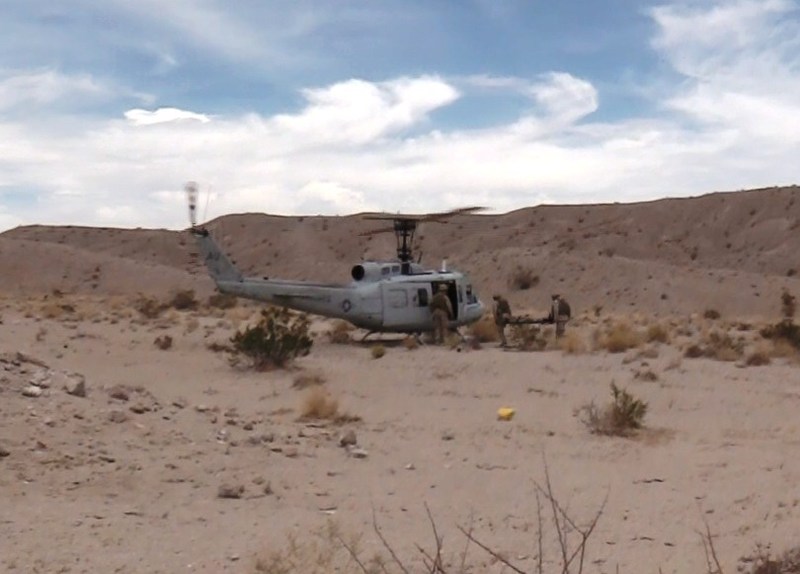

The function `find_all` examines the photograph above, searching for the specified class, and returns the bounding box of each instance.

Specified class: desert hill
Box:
[2,185,799,318]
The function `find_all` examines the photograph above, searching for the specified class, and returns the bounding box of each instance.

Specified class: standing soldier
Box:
[430,284,454,345]
[547,294,571,338]
[492,294,512,347]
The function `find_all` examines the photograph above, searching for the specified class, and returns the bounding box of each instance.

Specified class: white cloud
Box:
[125,108,211,126]
[0,69,107,111]
[1,0,800,231]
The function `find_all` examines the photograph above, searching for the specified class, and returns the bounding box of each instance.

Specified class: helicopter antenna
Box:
[185,181,199,228]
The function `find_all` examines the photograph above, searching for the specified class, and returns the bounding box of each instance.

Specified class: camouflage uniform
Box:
[547,295,571,338]
[429,287,454,345]
[492,295,512,347]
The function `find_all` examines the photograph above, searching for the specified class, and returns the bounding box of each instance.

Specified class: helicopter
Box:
[185,182,487,335]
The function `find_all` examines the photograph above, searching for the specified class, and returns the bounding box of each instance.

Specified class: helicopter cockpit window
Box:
[391,265,400,274]
[387,289,408,308]
[466,284,476,304]
[381,267,391,276]
[417,288,428,307]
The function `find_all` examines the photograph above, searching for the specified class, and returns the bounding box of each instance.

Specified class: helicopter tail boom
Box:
[191,228,244,283]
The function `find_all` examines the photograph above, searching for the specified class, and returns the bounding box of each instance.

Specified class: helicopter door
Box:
[381,284,427,329]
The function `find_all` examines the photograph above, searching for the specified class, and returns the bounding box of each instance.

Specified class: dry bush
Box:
[135,295,166,319]
[601,321,642,353]
[169,289,198,310]
[292,372,326,390]
[328,320,354,345]
[508,266,539,290]
[208,292,238,310]
[371,344,386,359]
[646,323,671,344]
[782,290,797,320]
[229,308,313,370]
[154,335,173,350]
[739,544,800,574]
[469,315,499,343]
[559,330,586,354]
[704,308,721,320]
[579,382,648,437]
[745,350,771,366]
[184,317,200,334]
[685,331,744,361]
[402,336,419,350]
[299,386,339,420]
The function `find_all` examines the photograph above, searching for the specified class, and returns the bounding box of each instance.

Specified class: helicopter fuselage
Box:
[193,229,485,333]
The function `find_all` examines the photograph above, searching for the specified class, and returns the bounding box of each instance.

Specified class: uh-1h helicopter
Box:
[185,182,486,335]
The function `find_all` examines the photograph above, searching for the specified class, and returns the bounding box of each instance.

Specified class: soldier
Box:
[492,294,512,347]
[546,294,571,338]
[429,284,454,345]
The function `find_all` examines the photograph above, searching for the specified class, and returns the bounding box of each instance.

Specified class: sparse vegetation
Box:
[169,289,198,311]
[745,350,771,367]
[579,382,648,437]
[703,308,721,320]
[229,307,312,370]
[370,344,386,359]
[154,335,173,350]
[135,295,166,319]
[601,321,642,353]
[298,386,339,420]
[328,320,354,345]
[402,336,419,350]
[469,315,499,343]
[510,323,549,351]
[559,330,586,354]
[208,292,238,309]
[508,266,539,290]
[646,323,670,344]
[292,372,326,390]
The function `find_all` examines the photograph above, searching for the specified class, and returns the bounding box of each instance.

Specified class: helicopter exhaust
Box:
[440,258,447,272]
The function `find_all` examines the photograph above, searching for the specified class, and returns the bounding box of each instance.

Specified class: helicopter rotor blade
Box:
[362,206,485,222]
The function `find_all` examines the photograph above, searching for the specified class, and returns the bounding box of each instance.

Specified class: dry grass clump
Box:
[469,315,499,342]
[646,323,671,344]
[292,372,326,390]
[153,335,173,350]
[745,350,771,366]
[739,543,800,574]
[169,289,198,311]
[579,382,648,437]
[298,386,339,420]
[328,320,354,344]
[207,292,238,309]
[371,344,386,359]
[402,336,419,350]
[511,324,549,351]
[558,330,586,354]
[600,321,642,353]
[685,331,744,361]
[135,295,166,319]
[703,308,721,320]
[508,265,539,290]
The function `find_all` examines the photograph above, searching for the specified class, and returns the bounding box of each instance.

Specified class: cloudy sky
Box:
[1,0,798,230]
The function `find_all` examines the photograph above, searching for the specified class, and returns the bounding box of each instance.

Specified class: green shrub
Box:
[370,345,386,359]
[579,382,648,437]
[229,307,312,370]
[170,289,198,310]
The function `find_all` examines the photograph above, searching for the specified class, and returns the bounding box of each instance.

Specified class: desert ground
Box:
[1,187,800,573]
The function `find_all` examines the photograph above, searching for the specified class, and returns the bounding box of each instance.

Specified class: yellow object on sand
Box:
[497,407,515,421]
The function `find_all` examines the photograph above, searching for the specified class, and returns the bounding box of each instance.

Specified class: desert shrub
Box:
[370,344,386,359]
[292,372,326,390]
[559,330,586,354]
[704,331,744,361]
[579,382,648,437]
[646,323,670,344]
[229,307,312,370]
[508,266,539,290]
[170,289,198,311]
[469,315,499,342]
[402,336,419,350]
[208,292,238,309]
[745,350,771,366]
[154,335,173,350]
[602,322,642,353]
[740,544,800,574]
[703,308,721,320]
[782,290,796,319]
[135,295,165,319]
[684,344,704,358]
[327,320,353,345]
[298,386,339,420]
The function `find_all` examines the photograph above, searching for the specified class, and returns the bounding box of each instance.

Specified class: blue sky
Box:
[1,0,799,230]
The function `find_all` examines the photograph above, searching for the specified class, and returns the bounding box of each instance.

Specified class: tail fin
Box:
[191,228,243,283]
[185,181,242,283]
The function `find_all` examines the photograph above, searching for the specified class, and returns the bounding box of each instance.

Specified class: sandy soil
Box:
[2,296,799,573]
